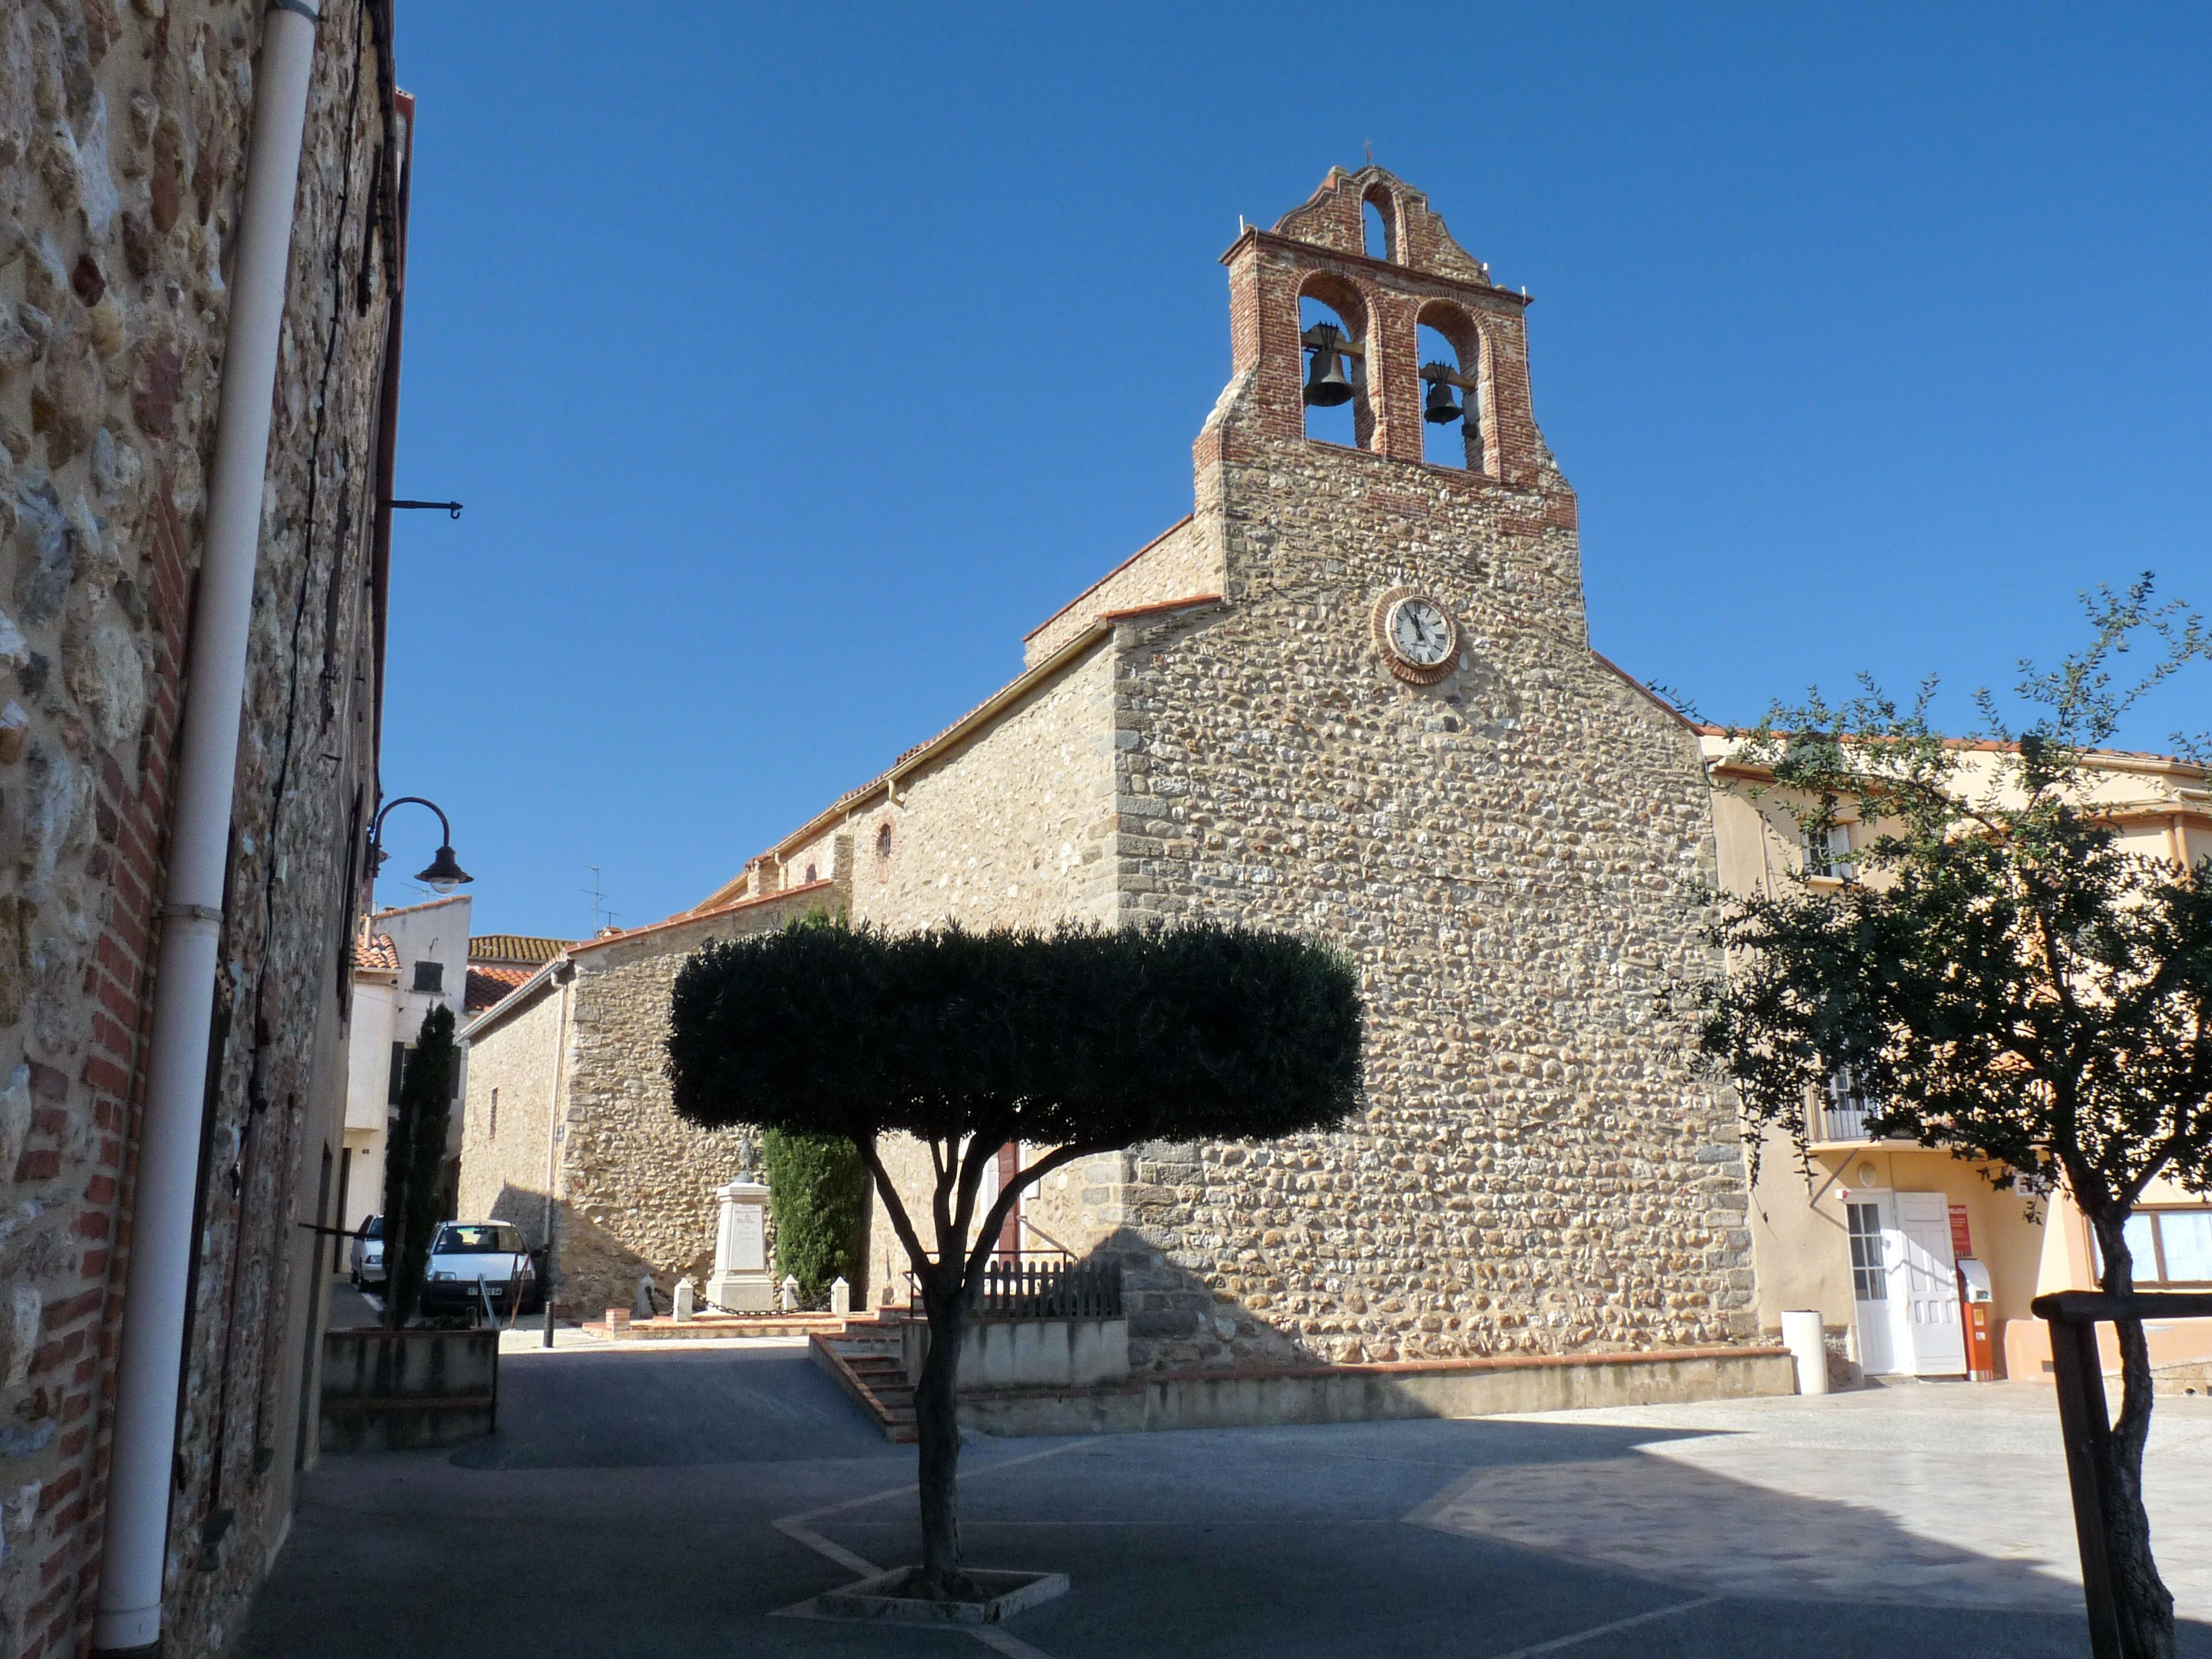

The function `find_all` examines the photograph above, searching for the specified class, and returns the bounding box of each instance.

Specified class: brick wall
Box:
[456,973,566,1253]
[0,4,400,1654]
[846,640,1121,934]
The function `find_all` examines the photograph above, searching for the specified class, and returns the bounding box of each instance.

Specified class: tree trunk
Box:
[913,1285,976,1600]
[2093,1216,2177,1659]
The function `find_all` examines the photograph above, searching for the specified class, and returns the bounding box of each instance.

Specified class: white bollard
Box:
[830,1276,850,1316]
[634,1273,657,1319]
[779,1275,800,1313]
[673,1276,695,1322]
[1781,1309,1829,1396]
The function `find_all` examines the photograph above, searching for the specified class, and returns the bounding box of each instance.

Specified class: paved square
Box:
[234,1339,2212,1658]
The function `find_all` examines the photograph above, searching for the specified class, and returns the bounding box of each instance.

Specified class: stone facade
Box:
[1020,514,1218,667]
[0,4,406,1655]
[560,168,1757,1381]
[459,882,839,1320]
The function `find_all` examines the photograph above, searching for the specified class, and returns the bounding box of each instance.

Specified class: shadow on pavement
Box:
[233,1344,2212,1659]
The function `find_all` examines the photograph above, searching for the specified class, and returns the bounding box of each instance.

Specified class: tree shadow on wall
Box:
[1085,1220,1549,1375]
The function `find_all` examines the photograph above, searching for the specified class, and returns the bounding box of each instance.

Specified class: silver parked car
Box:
[348,1214,386,1290]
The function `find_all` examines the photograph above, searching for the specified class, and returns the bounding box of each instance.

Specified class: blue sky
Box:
[372,3,2212,935]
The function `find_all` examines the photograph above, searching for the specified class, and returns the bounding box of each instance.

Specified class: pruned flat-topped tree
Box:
[667,919,1362,1601]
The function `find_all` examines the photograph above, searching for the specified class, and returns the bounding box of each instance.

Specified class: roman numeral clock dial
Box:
[1372,588,1461,685]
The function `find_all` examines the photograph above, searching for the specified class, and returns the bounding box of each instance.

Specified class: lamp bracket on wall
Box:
[386,498,464,519]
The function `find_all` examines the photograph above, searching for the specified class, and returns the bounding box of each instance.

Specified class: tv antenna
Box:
[583,866,618,935]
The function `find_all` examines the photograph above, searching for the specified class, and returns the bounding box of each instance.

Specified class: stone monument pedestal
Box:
[705,1180,774,1312]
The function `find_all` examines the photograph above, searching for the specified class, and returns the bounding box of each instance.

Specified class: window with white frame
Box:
[2108,1208,2212,1287]
[1802,822,1857,880]
[1846,1202,1888,1300]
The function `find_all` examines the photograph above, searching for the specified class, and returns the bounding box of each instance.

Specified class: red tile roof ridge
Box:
[468,933,575,965]
[464,965,534,1011]
[1096,592,1223,625]
[573,879,839,957]
[698,595,1235,913]
[1021,514,1197,642]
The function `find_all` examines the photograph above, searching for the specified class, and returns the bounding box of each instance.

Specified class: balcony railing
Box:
[1818,1101,1871,1143]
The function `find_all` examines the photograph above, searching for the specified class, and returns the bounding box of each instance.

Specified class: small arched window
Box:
[1361,187,1395,262]
[1299,278,1372,451]
[804,863,818,884]
[876,823,893,859]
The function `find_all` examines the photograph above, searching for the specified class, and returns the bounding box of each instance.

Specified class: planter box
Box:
[902,1315,1129,1391]
[321,1327,498,1452]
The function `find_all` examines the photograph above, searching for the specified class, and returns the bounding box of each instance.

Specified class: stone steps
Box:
[580,1312,857,1342]
[813,1320,919,1443]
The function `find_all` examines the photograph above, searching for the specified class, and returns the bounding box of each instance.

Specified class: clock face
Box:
[1371,588,1460,685]
[1388,598,1453,667]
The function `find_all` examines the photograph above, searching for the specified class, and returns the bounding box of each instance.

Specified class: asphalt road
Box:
[231,1336,2212,1659]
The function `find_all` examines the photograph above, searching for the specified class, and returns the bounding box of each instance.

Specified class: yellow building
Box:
[1702,736,2212,1384]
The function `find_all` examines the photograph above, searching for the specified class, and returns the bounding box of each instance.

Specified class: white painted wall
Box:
[340,895,472,1234]
[341,976,396,1233]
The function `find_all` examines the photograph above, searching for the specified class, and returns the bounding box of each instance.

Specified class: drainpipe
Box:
[93,4,323,1652]
[541,962,572,1347]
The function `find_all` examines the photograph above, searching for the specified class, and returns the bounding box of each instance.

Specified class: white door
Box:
[1845,1198,1897,1374]
[1894,1191,1967,1376]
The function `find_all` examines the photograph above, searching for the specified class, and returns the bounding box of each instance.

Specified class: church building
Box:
[464,167,1760,1373]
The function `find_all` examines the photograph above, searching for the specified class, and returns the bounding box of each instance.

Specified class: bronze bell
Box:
[1304,332,1354,408]
[1423,368,1463,425]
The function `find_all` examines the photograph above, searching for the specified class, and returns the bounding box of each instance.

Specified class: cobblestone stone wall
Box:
[1091,169,1750,1371]
[0,4,403,1652]
[846,639,1120,934]
[457,970,565,1250]
[461,883,841,1320]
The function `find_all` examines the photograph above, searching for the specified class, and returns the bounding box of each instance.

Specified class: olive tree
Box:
[668,920,1362,1600]
[1696,580,2211,1658]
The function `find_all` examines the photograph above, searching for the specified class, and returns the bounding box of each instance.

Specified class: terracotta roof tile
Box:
[353,933,399,973]
[464,964,535,1012]
[468,934,573,966]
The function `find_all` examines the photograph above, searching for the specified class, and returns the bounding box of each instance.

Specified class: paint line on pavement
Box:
[769,1438,1094,1658]
[780,1436,1096,1526]
[830,1518,1397,1528]
[970,1627,1059,1659]
[1489,1595,1722,1658]
[770,1516,881,1578]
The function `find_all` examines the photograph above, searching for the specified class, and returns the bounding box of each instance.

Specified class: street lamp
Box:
[367,796,472,896]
